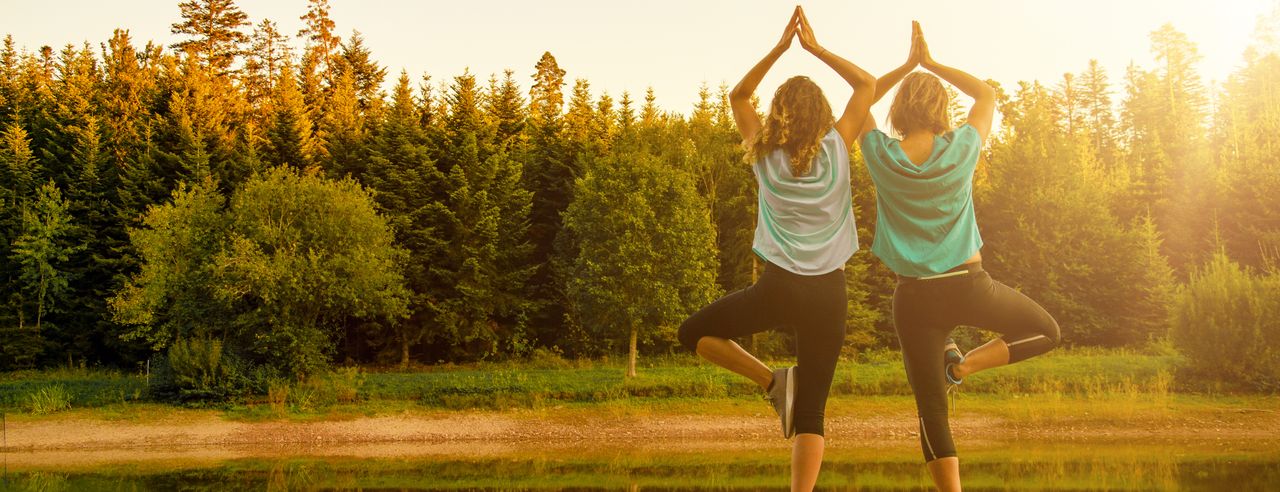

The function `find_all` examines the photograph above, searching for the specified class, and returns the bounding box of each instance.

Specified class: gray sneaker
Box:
[765,366,796,438]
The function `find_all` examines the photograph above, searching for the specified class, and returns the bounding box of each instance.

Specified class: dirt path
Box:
[5,406,1280,456]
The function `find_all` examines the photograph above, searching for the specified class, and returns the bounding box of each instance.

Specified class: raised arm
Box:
[796,7,875,149]
[916,21,996,141]
[729,9,799,146]
[860,23,921,137]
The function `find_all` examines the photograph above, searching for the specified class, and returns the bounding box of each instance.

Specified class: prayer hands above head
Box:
[773,7,800,54]
[796,6,825,55]
[911,21,937,69]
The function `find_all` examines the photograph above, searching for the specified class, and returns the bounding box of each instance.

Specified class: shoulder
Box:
[858,127,893,148]
[944,124,981,146]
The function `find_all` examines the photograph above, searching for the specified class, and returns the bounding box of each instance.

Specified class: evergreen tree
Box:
[523,52,571,347]
[244,19,293,124]
[980,81,1174,345]
[265,64,320,169]
[485,70,525,148]
[430,71,534,359]
[321,68,367,179]
[362,72,448,366]
[337,31,385,113]
[169,0,250,74]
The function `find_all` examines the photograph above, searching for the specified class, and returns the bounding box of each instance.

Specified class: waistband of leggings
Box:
[897,261,984,283]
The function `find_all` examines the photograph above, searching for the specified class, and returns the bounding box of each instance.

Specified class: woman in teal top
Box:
[677,7,874,491]
[858,22,1061,491]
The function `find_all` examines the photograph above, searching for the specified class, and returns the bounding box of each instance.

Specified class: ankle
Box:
[950,363,968,380]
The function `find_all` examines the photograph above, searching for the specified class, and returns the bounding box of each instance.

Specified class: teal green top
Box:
[751,128,858,275]
[859,124,983,277]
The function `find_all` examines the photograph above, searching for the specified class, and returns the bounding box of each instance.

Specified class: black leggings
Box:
[893,262,1060,462]
[677,261,847,436]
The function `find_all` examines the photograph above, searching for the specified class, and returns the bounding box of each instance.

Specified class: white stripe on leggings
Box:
[920,417,936,459]
[1007,334,1048,347]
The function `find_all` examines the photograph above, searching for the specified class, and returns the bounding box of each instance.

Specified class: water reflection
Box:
[2,441,1278,491]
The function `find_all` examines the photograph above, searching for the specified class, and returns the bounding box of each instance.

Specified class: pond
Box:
[3,439,1278,491]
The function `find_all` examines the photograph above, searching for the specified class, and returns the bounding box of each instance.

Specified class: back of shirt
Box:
[751,128,858,276]
[859,124,984,277]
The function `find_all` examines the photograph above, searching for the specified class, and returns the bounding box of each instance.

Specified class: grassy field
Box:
[0,347,1203,418]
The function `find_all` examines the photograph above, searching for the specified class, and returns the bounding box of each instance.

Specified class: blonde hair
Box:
[746,76,834,176]
[888,72,951,137]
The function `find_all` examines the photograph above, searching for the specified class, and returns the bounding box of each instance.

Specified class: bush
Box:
[149,337,246,402]
[25,384,72,415]
[1170,252,1280,391]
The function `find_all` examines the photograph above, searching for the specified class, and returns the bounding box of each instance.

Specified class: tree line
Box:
[2,0,1278,388]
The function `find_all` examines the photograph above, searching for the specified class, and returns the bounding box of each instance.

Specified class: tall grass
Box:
[25,384,73,415]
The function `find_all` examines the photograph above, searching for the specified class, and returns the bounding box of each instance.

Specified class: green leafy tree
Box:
[213,167,410,378]
[563,149,719,377]
[10,181,80,342]
[1171,251,1280,391]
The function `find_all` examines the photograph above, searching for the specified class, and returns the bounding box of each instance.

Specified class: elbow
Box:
[855,78,876,95]
[976,82,996,102]
[729,85,751,101]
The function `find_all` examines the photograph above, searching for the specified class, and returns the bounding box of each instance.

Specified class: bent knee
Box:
[676,319,701,353]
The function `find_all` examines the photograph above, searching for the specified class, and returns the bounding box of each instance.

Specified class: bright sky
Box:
[2,0,1274,121]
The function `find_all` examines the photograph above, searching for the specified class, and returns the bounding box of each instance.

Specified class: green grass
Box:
[0,367,147,412]
[0,347,1196,415]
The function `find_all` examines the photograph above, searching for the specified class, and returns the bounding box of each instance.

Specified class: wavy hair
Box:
[888,72,951,137]
[746,76,834,176]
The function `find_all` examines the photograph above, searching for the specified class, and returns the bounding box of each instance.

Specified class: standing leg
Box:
[789,268,847,491]
[894,281,962,490]
[791,434,825,491]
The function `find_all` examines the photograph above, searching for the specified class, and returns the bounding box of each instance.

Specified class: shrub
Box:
[26,384,72,415]
[150,337,246,402]
[1170,252,1280,391]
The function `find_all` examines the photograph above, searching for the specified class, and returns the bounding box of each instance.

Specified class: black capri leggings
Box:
[677,260,847,437]
[893,262,1060,462]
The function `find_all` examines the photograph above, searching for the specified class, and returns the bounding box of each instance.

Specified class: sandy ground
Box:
[2,405,1279,469]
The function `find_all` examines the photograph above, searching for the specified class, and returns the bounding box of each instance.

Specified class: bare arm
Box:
[917,22,996,141]
[730,9,799,146]
[796,7,874,150]
[860,23,922,136]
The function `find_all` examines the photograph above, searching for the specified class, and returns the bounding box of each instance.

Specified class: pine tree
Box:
[337,31,385,113]
[169,0,250,75]
[523,52,571,347]
[1,123,40,332]
[485,69,525,149]
[297,0,341,120]
[430,70,534,359]
[1215,46,1280,267]
[363,72,448,366]
[980,81,1174,345]
[1079,59,1118,169]
[321,68,367,179]
[244,20,293,124]
[265,64,320,169]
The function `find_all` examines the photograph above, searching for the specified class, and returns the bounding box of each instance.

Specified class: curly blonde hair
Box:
[746,76,834,176]
[888,72,951,137]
